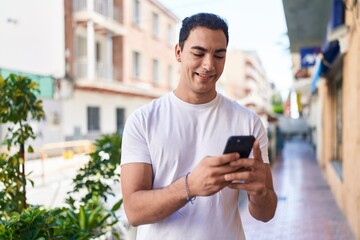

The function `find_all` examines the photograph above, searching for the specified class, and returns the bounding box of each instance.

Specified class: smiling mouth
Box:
[196,72,214,79]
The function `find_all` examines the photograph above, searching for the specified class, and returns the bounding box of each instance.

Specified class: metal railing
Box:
[75,59,110,79]
[73,0,122,22]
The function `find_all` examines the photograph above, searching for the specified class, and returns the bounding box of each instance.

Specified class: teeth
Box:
[196,73,213,78]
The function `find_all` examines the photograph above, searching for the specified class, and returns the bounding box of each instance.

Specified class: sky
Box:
[158,0,294,98]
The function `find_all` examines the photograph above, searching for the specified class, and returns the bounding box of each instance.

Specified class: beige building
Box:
[284,0,360,238]
[0,0,179,145]
[220,50,273,127]
[60,0,179,141]
[318,2,360,238]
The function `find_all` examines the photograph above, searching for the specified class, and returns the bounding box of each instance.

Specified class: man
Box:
[121,12,277,240]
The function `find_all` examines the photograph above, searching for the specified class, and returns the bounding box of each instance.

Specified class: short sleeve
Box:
[251,115,269,164]
[120,110,151,166]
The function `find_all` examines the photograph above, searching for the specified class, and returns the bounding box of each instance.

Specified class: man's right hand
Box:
[186,152,241,198]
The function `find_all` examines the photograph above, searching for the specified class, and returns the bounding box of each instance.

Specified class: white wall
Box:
[0,0,65,77]
[62,90,154,138]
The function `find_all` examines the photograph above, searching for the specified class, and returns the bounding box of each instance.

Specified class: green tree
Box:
[271,92,284,114]
[0,74,123,238]
[0,74,45,216]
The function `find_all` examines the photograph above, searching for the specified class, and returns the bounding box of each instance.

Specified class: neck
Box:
[173,89,217,104]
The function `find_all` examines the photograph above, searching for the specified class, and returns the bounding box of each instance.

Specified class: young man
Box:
[121,13,277,240]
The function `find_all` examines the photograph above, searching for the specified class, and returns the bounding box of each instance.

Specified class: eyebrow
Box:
[190,46,227,53]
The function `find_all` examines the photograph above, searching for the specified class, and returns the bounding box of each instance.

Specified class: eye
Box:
[193,53,204,57]
[215,55,225,59]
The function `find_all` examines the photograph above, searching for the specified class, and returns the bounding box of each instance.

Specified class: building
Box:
[283,0,360,237]
[220,50,274,128]
[0,0,179,147]
[62,0,179,142]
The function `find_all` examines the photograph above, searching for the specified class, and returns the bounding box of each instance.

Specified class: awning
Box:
[311,39,340,94]
[319,0,343,75]
[320,40,340,75]
[311,56,323,93]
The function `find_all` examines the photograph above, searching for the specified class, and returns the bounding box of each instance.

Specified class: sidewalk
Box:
[26,154,90,207]
[240,138,356,240]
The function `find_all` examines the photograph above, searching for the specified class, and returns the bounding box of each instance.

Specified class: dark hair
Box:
[178,12,229,50]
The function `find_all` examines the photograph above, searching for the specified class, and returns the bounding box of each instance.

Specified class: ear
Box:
[175,44,181,62]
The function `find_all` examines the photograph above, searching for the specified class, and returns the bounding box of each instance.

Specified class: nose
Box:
[202,55,215,71]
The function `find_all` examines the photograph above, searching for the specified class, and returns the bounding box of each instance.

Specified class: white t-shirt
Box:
[121,92,269,240]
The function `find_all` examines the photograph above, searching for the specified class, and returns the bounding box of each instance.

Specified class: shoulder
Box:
[219,94,259,119]
[126,93,171,123]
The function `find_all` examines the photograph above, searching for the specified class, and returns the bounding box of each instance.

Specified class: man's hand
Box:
[224,140,268,196]
[186,152,241,198]
[223,140,277,222]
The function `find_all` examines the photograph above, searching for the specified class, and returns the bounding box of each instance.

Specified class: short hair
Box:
[178,12,229,50]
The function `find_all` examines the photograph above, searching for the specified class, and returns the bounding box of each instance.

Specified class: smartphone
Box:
[223,135,255,158]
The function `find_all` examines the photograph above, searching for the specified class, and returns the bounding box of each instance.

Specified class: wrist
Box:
[184,172,196,204]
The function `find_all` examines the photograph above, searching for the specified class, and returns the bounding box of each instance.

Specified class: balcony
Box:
[75,59,113,80]
[73,0,125,36]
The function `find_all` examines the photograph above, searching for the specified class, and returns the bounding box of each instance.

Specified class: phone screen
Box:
[223,135,255,158]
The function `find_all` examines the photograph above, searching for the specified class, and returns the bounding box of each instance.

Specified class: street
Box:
[25,138,355,240]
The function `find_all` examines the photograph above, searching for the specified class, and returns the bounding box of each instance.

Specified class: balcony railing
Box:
[73,0,122,22]
[75,59,111,80]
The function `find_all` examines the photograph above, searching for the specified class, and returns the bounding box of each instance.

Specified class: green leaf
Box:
[66,210,78,225]
[79,206,87,230]
[87,206,103,228]
[28,179,35,188]
[111,198,123,212]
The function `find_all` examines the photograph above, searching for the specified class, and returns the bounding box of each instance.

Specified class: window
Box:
[167,64,173,88]
[75,36,87,58]
[152,59,160,84]
[152,12,160,38]
[333,78,343,161]
[75,36,87,77]
[96,42,101,62]
[132,0,140,26]
[87,107,100,131]
[167,24,174,46]
[132,51,141,78]
[116,108,125,134]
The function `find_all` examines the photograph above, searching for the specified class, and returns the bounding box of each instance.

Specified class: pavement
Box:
[25,154,90,207]
[240,138,356,240]
[25,138,356,240]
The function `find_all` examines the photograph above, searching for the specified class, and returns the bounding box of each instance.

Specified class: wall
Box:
[0,0,65,77]
[62,89,154,138]
[122,0,178,89]
[342,6,360,237]
[320,3,360,238]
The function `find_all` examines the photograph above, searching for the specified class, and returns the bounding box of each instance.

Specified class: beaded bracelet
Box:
[184,172,196,204]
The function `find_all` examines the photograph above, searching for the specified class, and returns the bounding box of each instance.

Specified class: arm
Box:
[247,163,277,222]
[121,163,187,227]
[121,153,242,227]
[224,140,277,222]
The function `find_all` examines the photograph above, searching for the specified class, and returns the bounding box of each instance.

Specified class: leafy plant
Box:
[0,74,45,216]
[65,133,123,239]
[0,74,124,239]
[0,206,60,240]
[271,92,284,114]
[67,133,122,207]
[57,197,122,240]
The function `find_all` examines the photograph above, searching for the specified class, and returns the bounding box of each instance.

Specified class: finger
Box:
[229,158,255,169]
[224,170,251,182]
[212,152,240,166]
[227,182,248,189]
[253,140,263,162]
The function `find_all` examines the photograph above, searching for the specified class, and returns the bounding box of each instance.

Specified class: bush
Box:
[0,74,123,239]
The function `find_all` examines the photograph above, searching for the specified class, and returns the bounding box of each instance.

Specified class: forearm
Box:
[124,176,188,226]
[248,188,277,222]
